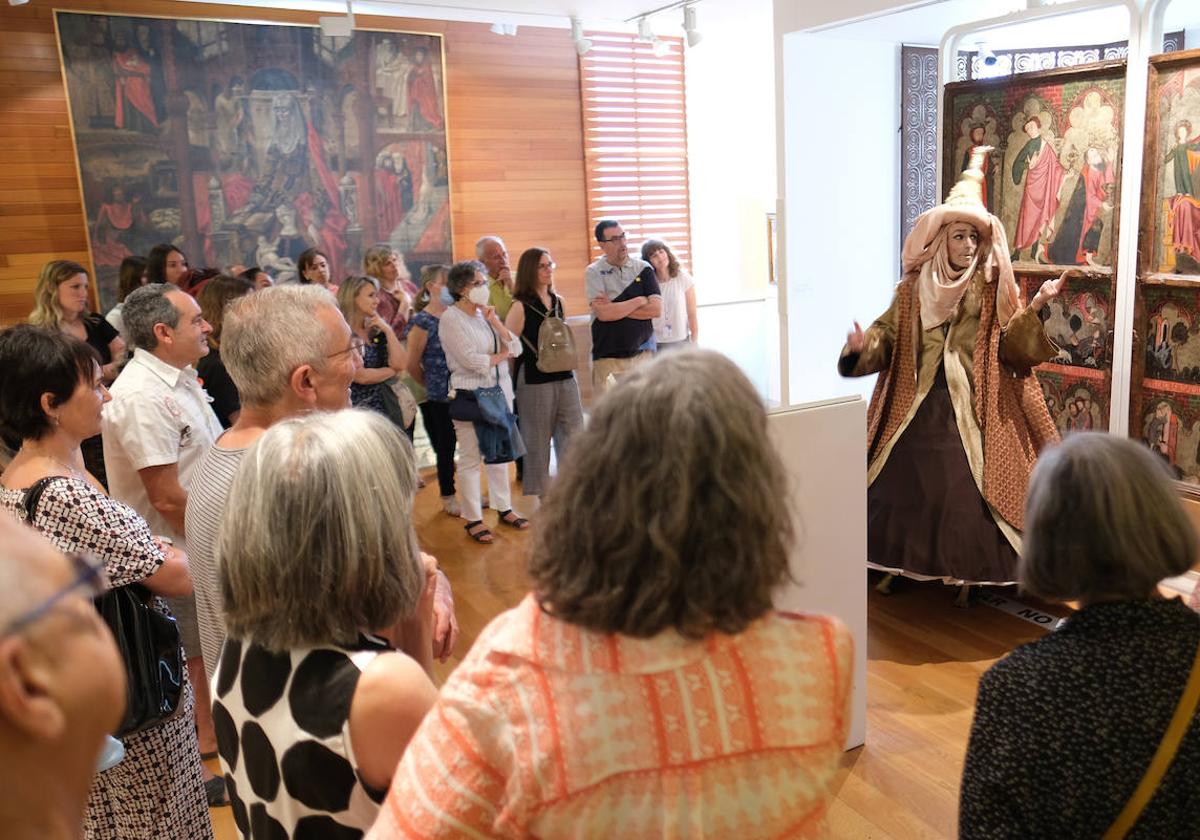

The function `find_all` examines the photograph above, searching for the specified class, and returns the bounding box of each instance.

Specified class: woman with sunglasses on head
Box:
[0,324,212,840]
[505,248,583,509]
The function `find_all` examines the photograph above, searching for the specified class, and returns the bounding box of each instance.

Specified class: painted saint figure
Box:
[839,147,1070,605]
[961,125,995,212]
[1166,120,1200,270]
[1011,116,1066,263]
[407,47,444,131]
[111,31,159,132]
[1048,147,1114,267]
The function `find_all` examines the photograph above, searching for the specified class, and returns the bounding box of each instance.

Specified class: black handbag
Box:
[24,477,185,736]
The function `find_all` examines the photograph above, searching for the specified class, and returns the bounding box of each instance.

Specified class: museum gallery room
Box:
[2,0,1200,837]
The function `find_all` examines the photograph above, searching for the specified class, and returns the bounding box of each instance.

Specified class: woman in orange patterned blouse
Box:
[368,349,854,839]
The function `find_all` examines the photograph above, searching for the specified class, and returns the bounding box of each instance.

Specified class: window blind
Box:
[579,32,692,269]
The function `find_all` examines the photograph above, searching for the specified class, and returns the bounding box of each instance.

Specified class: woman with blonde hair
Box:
[30,259,126,486]
[338,275,408,428]
[960,433,1200,837]
[371,350,854,838]
[213,409,438,836]
[363,245,418,334]
[30,260,124,384]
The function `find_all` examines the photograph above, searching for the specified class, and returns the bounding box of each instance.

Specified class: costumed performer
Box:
[838,147,1075,606]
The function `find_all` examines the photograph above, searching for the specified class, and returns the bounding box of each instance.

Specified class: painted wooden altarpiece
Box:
[55,11,451,309]
[1132,48,1200,484]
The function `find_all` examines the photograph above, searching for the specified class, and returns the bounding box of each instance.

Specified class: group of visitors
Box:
[1,205,1197,840]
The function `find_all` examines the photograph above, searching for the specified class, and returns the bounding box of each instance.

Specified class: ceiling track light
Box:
[637,16,654,42]
[975,38,998,67]
[490,22,518,36]
[682,4,701,47]
[571,18,593,56]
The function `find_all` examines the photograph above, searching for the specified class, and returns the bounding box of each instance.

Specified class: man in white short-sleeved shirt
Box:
[102,284,222,542]
[101,283,224,791]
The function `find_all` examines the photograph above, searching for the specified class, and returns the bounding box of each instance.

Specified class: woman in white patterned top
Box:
[438,260,526,543]
[0,324,211,840]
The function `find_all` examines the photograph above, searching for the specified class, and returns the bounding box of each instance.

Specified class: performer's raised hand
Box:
[847,321,866,353]
[1030,269,1078,313]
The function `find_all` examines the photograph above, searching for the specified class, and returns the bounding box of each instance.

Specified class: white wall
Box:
[783,33,901,404]
[684,0,778,305]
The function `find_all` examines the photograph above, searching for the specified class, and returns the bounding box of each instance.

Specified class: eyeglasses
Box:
[602,234,627,243]
[538,262,557,270]
[2,552,109,636]
[326,337,366,360]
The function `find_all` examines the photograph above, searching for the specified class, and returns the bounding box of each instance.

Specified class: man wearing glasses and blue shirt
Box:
[0,513,125,839]
[585,219,663,394]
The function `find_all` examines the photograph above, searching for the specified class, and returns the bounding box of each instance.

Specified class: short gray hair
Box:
[217,409,424,651]
[222,285,339,407]
[475,235,505,258]
[446,260,484,297]
[1021,433,1198,602]
[122,284,180,351]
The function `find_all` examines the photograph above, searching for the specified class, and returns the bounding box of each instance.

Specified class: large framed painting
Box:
[1140,48,1200,279]
[942,60,1126,276]
[54,11,451,309]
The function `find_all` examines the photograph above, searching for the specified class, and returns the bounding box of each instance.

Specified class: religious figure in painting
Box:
[407,47,444,131]
[1048,147,1115,267]
[838,148,1071,605]
[961,125,996,213]
[1011,116,1066,263]
[1146,400,1181,465]
[92,185,141,268]
[375,39,411,124]
[374,155,405,238]
[232,93,348,275]
[1166,120,1200,271]
[111,30,159,132]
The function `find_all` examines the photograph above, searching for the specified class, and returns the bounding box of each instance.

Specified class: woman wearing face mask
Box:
[405,265,459,516]
[839,148,1074,604]
[438,260,526,543]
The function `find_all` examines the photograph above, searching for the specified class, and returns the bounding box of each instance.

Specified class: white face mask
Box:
[467,285,491,306]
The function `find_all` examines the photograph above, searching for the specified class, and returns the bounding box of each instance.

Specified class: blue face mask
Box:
[439,287,455,306]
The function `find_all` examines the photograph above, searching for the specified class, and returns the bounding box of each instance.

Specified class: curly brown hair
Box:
[640,239,680,278]
[528,350,793,639]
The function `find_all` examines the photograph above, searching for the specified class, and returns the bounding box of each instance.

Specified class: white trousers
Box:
[452,419,513,522]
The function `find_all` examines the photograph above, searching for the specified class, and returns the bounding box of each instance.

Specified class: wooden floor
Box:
[210,469,1066,839]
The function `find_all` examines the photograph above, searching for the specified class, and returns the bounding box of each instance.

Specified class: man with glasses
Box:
[585,219,662,394]
[184,286,459,686]
[0,513,125,839]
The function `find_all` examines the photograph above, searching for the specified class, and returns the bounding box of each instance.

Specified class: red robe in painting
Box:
[1170,142,1200,263]
[407,62,443,129]
[1013,138,1066,252]
[375,166,403,236]
[112,48,158,129]
[1074,162,1115,263]
[93,200,134,266]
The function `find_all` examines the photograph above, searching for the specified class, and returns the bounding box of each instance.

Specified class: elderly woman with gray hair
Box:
[960,433,1200,838]
[438,259,527,543]
[211,409,438,837]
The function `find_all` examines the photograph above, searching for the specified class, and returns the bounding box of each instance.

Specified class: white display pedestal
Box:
[769,396,868,750]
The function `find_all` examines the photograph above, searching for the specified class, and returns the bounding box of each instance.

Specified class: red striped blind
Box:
[579,32,692,269]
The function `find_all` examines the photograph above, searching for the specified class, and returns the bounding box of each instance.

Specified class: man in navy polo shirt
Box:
[585,219,662,394]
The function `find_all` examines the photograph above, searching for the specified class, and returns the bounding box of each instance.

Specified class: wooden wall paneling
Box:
[0,2,591,322]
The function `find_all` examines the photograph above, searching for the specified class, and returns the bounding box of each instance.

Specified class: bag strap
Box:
[1102,637,1200,839]
[22,476,64,522]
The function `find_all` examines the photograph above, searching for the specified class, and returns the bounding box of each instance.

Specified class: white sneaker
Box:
[441,495,461,517]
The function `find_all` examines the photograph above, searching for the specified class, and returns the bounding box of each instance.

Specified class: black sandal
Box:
[497,509,530,530]
[464,520,494,543]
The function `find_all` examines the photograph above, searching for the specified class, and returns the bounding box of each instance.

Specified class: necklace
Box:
[21,447,83,478]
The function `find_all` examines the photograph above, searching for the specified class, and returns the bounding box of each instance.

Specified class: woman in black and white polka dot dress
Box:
[0,325,211,840]
[960,434,1200,838]
[211,409,437,838]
